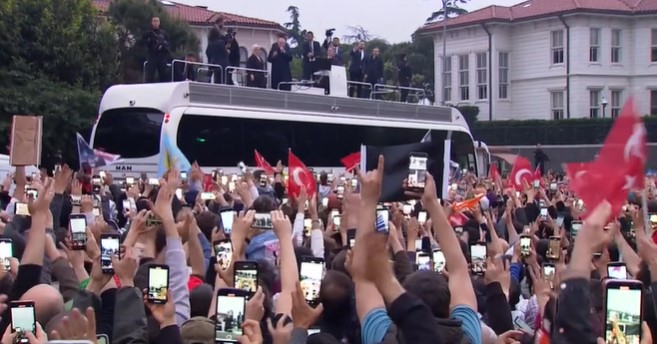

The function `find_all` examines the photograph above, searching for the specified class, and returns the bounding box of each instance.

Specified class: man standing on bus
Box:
[143,16,171,83]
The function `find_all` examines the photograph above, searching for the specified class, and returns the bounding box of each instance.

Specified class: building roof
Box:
[92,0,285,31]
[419,0,657,33]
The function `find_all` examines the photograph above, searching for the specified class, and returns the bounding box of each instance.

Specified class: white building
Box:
[419,0,657,121]
[94,0,286,68]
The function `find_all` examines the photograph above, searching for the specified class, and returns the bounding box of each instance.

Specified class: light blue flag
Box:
[157,135,191,177]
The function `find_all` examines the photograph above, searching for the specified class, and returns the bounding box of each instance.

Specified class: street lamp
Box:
[601,96,608,118]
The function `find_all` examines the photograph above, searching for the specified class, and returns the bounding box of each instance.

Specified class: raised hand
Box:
[357,155,384,203]
[27,178,55,216]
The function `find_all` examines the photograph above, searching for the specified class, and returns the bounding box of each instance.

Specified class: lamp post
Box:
[601,96,608,118]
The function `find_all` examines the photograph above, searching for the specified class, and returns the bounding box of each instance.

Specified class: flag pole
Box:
[642,188,650,237]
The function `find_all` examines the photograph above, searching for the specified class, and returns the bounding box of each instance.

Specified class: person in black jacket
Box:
[301,31,322,81]
[172,53,197,82]
[226,28,241,85]
[246,45,266,88]
[397,54,413,102]
[268,36,293,91]
[365,47,384,99]
[348,41,367,98]
[143,16,171,83]
[206,25,229,84]
[533,144,549,176]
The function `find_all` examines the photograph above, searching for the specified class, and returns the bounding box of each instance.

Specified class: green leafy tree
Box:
[0,70,100,167]
[284,6,303,47]
[0,0,121,166]
[108,0,199,83]
[1,0,120,90]
[457,105,479,128]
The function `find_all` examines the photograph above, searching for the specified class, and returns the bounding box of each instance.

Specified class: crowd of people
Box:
[143,16,414,100]
[0,147,655,343]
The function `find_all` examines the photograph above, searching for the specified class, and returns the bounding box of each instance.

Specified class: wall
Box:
[430,13,657,121]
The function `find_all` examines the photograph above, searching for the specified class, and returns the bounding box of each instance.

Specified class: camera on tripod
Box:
[325,28,336,38]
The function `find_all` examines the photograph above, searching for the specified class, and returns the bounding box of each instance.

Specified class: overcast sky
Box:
[174,0,523,43]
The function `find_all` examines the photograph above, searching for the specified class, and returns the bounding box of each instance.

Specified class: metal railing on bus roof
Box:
[141,60,431,105]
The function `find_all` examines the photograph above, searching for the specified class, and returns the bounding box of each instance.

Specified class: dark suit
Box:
[366,55,384,99]
[398,62,412,102]
[302,40,322,80]
[246,54,266,88]
[173,59,197,82]
[322,40,344,66]
[206,36,229,84]
[268,43,293,91]
[348,49,367,97]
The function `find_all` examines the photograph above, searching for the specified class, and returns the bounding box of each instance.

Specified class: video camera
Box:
[325,28,336,37]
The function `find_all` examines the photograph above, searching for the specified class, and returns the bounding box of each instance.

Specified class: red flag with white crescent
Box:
[287,150,316,198]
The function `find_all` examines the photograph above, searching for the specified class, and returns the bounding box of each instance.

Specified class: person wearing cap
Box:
[246,44,266,88]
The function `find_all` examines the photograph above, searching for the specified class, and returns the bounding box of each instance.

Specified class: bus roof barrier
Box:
[224,66,270,88]
[171,59,225,83]
[371,83,426,102]
[142,61,172,83]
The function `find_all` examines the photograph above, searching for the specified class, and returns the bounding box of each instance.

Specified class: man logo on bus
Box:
[115,166,132,171]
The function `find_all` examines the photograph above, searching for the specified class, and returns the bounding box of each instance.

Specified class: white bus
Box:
[91,81,480,182]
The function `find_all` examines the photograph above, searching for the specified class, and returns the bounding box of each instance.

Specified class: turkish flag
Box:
[341,152,361,172]
[449,212,469,227]
[508,156,533,191]
[288,150,316,198]
[488,163,500,180]
[254,150,275,175]
[452,194,484,213]
[567,98,646,217]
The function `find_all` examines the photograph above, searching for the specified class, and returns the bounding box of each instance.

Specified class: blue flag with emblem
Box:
[157,135,191,177]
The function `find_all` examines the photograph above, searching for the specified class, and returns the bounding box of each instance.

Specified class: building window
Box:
[651,29,657,62]
[499,52,509,99]
[443,57,452,102]
[551,91,564,120]
[611,29,622,63]
[652,90,657,116]
[459,54,469,101]
[611,90,622,118]
[590,90,601,118]
[551,30,564,64]
[476,53,487,100]
[589,28,600,62]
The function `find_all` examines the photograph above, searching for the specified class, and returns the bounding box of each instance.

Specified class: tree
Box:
[426,0,469,23]
[108,0,199,83]
[343,25,375,43]
[0,0,120,90]
[284,6,303,48]
[457,105,479,129]
[0,0,122,167]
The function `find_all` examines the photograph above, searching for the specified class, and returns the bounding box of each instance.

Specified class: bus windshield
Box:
[93,108,164,159]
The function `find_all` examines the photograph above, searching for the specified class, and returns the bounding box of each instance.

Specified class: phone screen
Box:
[0,240,12,271]
[215,294,246,342]
[25,188,38,199]
[351,179,358,188]
[547,237,561,259]
[375,209,389,233]
[470,244,487,273]
[336,186,345,198]
[214,241,233,270]
[608,265,628,280]
[333,216,341,227]
[433,250,446,273]
[126,177,135,185]
[543,264,556,281]
[417,254,431,271]
[300,259,324,304]
[650,214,657,224]
[520,237,531,256]
[540,207,548,219]
[148,178,159,186]
[321,198,329,207]
[556,216,564,228]
[605,283,642,343]
[122,200,131,212]
[15,203,30,216]
[571,221,583,236]
[100,236,119,273]
[252,213,273,229]
[533,180,540,188]
[201,192,216,201]
[70,216,87,249]
[234,263,258,294]
[92,207,100,217]
[221,211,235,234]
[408,153,428,189]
[148,266,169,303]
[402,204,412,215]
[10,302,35,336]
[418,211,427,224]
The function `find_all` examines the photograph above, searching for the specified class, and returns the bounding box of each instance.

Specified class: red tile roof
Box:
[93,0,284,30]
[420,0,657,33]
